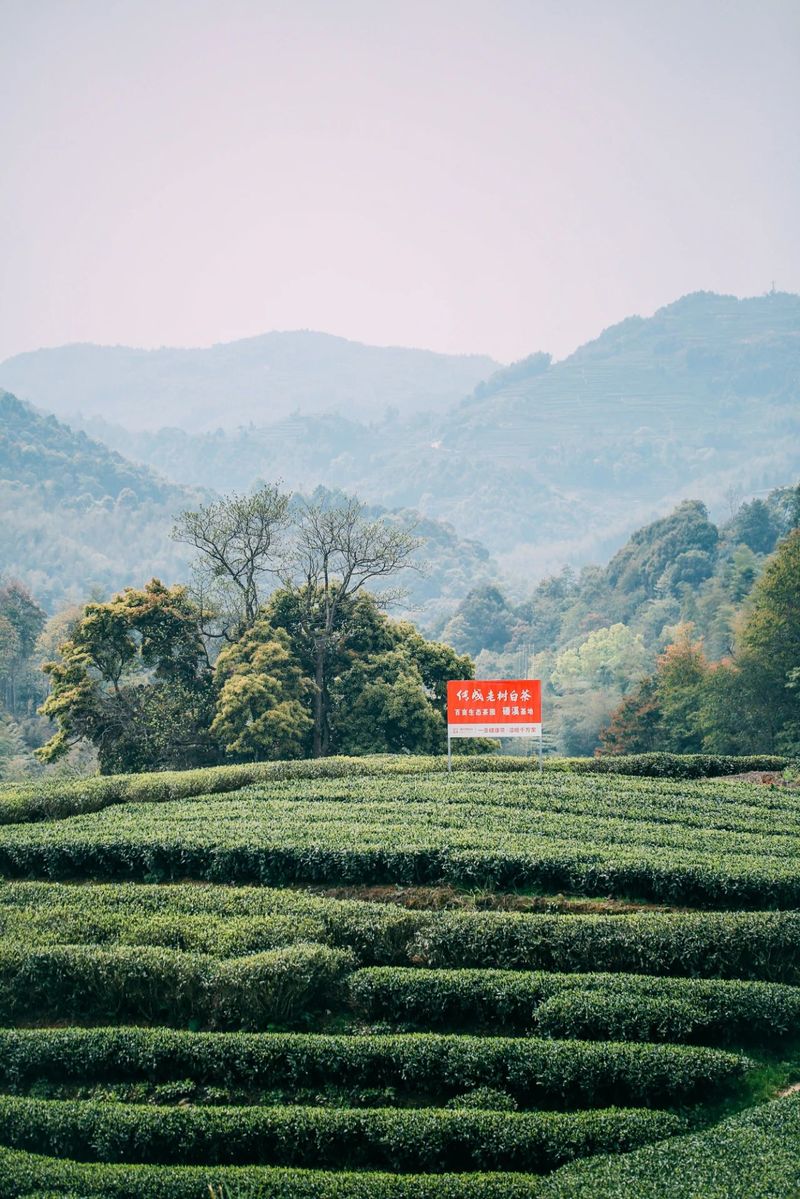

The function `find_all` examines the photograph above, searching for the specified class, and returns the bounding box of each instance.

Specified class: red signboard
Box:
[447,679,542,739]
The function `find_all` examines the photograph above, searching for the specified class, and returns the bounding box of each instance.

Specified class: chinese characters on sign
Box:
[446,679,542,739]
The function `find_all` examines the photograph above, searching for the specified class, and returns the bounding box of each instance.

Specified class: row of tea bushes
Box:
[1,791,799,904]
[349,967,800,1044]
[0,754,787,826]
[0,942,353,1028]
[0,1096,684,1173]
[2,1093,797,1199]
[0,1028,751,1109]
[5,883,800,981]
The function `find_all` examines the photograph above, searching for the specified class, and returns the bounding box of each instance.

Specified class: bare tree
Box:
[287,496,422,756]
[172,484,290,636]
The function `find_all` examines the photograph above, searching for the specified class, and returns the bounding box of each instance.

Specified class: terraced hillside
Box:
[0,759,798,1197]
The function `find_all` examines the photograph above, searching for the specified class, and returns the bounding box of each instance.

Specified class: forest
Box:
[1,477,798,779]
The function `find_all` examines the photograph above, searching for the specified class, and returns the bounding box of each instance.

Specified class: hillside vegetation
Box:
[0,757,797,1196]
[46,291,800,570]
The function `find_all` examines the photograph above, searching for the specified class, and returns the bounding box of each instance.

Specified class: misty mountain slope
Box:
[0,392,200,609]
[0,393,496,621]
[0,332,499,430]
[5,291,799,585]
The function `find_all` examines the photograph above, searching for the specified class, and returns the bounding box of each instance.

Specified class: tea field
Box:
[0,756,798,1197]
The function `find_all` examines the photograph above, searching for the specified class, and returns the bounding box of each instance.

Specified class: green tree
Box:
[0,581,46,714]
[441,585,516,656]
[211,622,313,760]
[261,587,472,757]
[551,623,650,694]
[285,497,422,756]
[38,579,218,773]
[729,498,779,555]
[737,528,800,748]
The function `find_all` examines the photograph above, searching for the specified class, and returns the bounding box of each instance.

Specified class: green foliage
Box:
[410,909,800,982]
[212,623,313,760]
[538,1091,800,1198]
[0,1027,750,1109]
[0,1095,683,1173]
[37,579,219,773]
[350,967,800,1045]
[0,941,353,1028]
[2,769,799,904]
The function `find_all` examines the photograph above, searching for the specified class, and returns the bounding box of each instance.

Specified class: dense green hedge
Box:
[0,1147,547,1199]
[2,801,797,907]
[0,1096,684,1173]
[0,1028,750,1108]
[409,909,800,982]
[0,753,786,827]
[0,882,425,967]
[349,967,800,1044]
[570,753,787,779]
[0,942,353,1028]
[4,1095,798,1198]
[537,1091,800,1198]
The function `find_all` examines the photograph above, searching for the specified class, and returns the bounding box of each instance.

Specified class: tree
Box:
[729,499,779,555]
[599,676,661,754]
[0,581,46,714]
[38,579,218,773]
[284,497,422,756]
[737,528,800,746]
[211,622,313,760]
[172,484,291,635]
[440,585,515,656]
[551,624,650,694]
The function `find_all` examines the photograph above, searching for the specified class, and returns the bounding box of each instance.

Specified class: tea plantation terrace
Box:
[0,753,797,1198]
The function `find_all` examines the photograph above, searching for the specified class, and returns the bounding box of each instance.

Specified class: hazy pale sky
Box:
[1,0,798,364]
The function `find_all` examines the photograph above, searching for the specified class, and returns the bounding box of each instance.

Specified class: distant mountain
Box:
[0,392,496,622]
[67,292,800,579]
[0,332,500,430]
[0,391,198,610]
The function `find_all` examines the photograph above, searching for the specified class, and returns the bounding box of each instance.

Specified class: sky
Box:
[1,0,798,365]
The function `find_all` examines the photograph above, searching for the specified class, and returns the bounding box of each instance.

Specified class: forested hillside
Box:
[442,486,800,754]
[56,291,800,573]
[0,392,198,610]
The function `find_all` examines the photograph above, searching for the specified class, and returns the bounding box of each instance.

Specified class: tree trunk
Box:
[313,639,325,757]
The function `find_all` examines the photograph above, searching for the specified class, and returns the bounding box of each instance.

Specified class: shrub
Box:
[0,1028,751,1109]
[0,1096,685,1173]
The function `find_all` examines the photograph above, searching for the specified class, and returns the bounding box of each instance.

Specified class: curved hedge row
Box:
[409,910,800,982]
[349,967,800,1044]
[0,1096,684,1173]
[0,753,786,827]
[537,1090,800,1198]
[0,1146,549,1199]
[0,1028,751,1109]
[0,942,354,1028]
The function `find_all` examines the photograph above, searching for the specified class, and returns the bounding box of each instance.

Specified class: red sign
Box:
[447,679,542,738]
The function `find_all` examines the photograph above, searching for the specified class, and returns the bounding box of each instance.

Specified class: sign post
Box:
[446,679,542,773]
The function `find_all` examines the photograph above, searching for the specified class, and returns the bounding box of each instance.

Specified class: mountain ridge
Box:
[0,331,500,431]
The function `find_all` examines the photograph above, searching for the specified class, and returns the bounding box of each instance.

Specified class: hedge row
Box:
[349,967,800,1044]
[0,907,329,958]
[0,753,786,827]
[2,824,797,908]
[0,1028,751,1109]
[0,1096,684,1173]
[408,909,800,982]
[537,1090,800,1198]
[4,1094,798,1199]
[6,891,800,982]
[0,942,353,1028]
[0,1147,547,1199]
